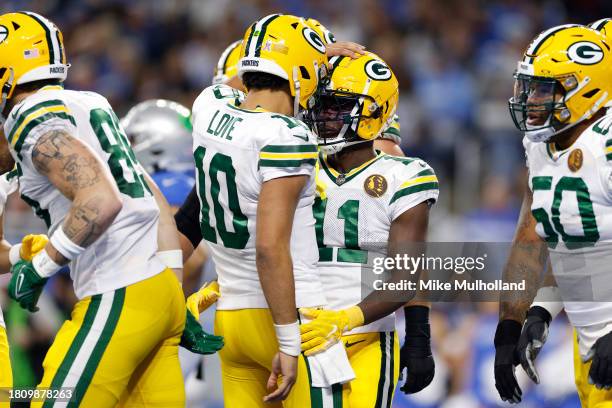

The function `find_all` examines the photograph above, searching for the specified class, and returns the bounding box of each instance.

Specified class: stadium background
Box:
[3,0,612,406]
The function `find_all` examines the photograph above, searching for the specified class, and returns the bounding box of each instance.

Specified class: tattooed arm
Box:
[499,181,549,322]
[31,129,122,265]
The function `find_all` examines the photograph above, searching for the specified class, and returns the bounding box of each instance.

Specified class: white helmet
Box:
[121,99,194,174]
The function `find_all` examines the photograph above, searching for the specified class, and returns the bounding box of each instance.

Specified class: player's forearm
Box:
[47,191,122,265]
[31,129,124,265]
[0,239,11,273]
[499,198,547,322]
[257,244,297,324]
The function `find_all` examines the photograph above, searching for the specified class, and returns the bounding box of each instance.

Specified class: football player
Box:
[300,51,438,406]
[175,13,353,406]
[176,22,368,313]
[494,25,612,407]
[0,12,220,407]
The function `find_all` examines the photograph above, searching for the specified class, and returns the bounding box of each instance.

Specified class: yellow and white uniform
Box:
[525,111,612,407]
[3,85,185,407]
[315,152,438,407]
[192,84,335,407]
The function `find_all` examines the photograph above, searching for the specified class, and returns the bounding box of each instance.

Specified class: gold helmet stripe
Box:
[524,24,580,64]
[245,13,280,58]
[18,11,62,65]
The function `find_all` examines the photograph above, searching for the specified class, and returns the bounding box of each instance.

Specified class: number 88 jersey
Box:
[525,111,612,347]
[315,152,438,334]
[3,85,164,299]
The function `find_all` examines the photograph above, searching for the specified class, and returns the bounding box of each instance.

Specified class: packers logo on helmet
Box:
[305,51,399,154]
[567,41,604,65]
[302,27,326,54]
[365,60,392,81]
[302,17,336,45]
[0,25,7,44]
[509,25,612,143]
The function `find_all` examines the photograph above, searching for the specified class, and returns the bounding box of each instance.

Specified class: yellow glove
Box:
[20,234,49,261]
[186,281,220,318]
[299,306,364,356]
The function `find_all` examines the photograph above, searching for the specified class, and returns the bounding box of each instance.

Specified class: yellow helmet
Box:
[212,40,242,85]
[589,18,612,37]
[304,51,399,154]
[509,24,612,142]
[238,14,328,116]
[302,17,336,45]
[0,12,68,115]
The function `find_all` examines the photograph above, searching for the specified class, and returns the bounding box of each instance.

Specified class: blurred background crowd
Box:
[4,0,612,406]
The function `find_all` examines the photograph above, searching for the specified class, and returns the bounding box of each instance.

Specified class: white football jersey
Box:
[3,85,165,299]
[191,84,325,310]
[525,110,612,356]
[315,152,438,334]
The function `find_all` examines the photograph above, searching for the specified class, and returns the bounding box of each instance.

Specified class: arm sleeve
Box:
[258,121,318,182]
[174,185,203,248]
[389,159,439,221]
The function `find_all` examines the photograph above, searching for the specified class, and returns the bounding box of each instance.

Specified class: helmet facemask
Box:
[508,73,572,142]
[305,82,380,154]
[0,68,14,125]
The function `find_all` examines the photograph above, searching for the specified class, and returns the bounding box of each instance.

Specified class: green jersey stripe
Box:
[70,289,125,407]
[414,168,435,177]
[13,111,76,157]
[8,99,67,143]
[259,158,316,167]
[390,182,439,204]
[43,295,102,407]
[261,144,318,153]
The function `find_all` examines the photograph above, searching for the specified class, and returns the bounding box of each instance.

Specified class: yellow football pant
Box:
[33,268,185,408]
[342,331,399,408]
[575,331,612,407]
[0,325,11,408]
[215,309,343,408]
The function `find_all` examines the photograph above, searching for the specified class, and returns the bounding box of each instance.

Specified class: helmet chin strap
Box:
[293,66,300,117]
[0,68,14,126]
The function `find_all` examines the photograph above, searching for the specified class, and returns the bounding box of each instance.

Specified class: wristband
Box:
[32,249,62,278]
[404,306,431,356]
[531,286,564,319]
[50,226,85,260]
[274,321,301,357]
[8,244,22,266]
[157,250,183,269]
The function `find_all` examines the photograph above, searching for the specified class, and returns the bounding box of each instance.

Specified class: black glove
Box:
[400,306,435,394]
[588,331,612,389]
[517,306,551,384]
[494,319,522,403]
